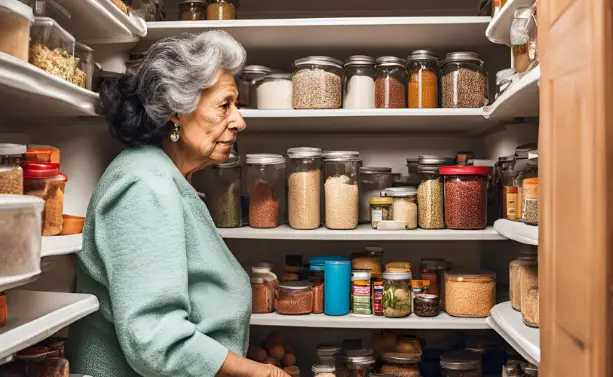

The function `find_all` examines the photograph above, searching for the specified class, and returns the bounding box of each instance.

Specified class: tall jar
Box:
[407,50,440,108]
[206,154,241,228]
[309,265,325,314]
[206,0,236,20]
[0,143,25,195]
[509,252,537,311]
[375,56,407,108]
[287,147,322,230]
[498,155,518,220]
[381,187,418,229]
[74,42,94,90]
[250,266,277,314]
[511,6,537,73]
[21,162,67,236]
[323,151,361,230]
[514,149,538,220]
[441,52,488,108]
[440,351,482,377]
[440,166,490,230]
[293,56,343,109]
[358,167,392,223]
[257,72,293,110]
[246,154,286,229]
[522,177,538,225]
[382,271,412,318]
[416,155,453,229]
[237,65,271,109]
[343,55,376,109]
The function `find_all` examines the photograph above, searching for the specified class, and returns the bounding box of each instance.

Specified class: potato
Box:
[263,356,280,367]
[247,345,268,362]
[281,353,296,367]
[265,331,285,351]
[284,366,301,377]
[268,344,286,361]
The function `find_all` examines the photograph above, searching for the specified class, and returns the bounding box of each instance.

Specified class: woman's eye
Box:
[220,102,229,109]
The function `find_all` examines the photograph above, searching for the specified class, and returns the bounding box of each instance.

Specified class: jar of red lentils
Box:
[276,281,313,315]
[21,161,67,236]
[439,166,490,230]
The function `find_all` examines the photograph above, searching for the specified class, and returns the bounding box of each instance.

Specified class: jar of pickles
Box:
[382,271,412,318]
[0,143,25,195]
[407,50,440,108]
[246,154,286,229]
[205,154,241,228]
[323,151,361,230]
[375,56,407,108]
[416,155,453,229]
[206,0,236,20]
[287,147,322,230]
[380,353,422,377]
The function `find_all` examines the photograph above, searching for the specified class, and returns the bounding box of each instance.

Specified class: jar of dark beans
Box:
[440,350,482,377]
[413,294,440,317]
[439,166,490,230]
[440,52,488,108]
[375,56,407,108]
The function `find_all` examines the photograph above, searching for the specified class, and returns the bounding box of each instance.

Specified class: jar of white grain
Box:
[343,55,376,109]
[257,72,293,110]
[287,147,322,230]
[293,56,343,109]
[323,151,361,230]
[381,186,418,229]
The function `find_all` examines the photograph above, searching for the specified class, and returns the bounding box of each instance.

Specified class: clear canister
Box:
[440,351,482,377]
[444,271,495,318]
[381,186,417,229]
[293,56,343,109]
[21,161,67,236]
[257,72,293,110]
[0,143,25,195]
[206,0,236,20]
[416,155,454,229]
[207,154,241,228]
[440,52,488,108]
[287,147,322,230]
[359,167,392,223]
[375,56,407,108]
[343,55,376,109]
[246,154,286,229]
[407,50,440,109]
[522,288,539,328]
[276,281,313,315]
[440,166,490,230]
[237,65,272,109]
[511,6,537,73]
[323,151,360,230]
[514,147,538,220]
[250,266,276,314]
[382,271,412,318]
[178,0,206,20]
[74,42,94,90]
[30,17,76,83]
[522,177,538,225]
[509,252,537,311]
[380,353,422,377]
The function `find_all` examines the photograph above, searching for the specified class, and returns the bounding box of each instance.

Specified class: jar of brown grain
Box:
[247,154,286,229]
[22,161,67,236]
[375,56,407,108]
[407,50,440,109]
[509,252,537,311]
[444,271,495,318]
[206,0,236,20]
[178,0,206,20]
[251,266,277,314]
[276,281,314,315]
[0,144,25,195]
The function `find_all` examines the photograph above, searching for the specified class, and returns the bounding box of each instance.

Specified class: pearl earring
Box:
[170,123,180,142]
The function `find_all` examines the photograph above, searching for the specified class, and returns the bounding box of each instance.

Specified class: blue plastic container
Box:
[324,259,351,316]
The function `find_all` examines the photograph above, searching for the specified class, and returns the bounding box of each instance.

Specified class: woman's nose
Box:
[229,107,247,132]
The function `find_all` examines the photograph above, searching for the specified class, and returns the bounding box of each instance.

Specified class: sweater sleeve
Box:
[95,177,228,377]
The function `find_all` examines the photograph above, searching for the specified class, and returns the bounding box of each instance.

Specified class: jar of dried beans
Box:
[0,144,25,195]
[514,148,538,221]
[416,155,453,229]
[287,147,322,230]
[380,353,422,377]
[509,252,537,311]
[522,177,538,225]
[21,162,67,236]
[293,56,343,109]
[381,187,417,229]
[343,55,376,109]
[276,281,314,315]
[251,265,277,314]
[237,65,272,108]
[375,56,407,108]
[202,153,241,228]
[323,151,361,230]
[440,166,490,230]
[444,271,495,318]
[382,271,412,318]
[440,351,482,377]
[441,52,488,108]
[359,167,392,223]
[246,154,286,229]
[206,0,236,20]
[413,294,440,317]
[407,50,440,109]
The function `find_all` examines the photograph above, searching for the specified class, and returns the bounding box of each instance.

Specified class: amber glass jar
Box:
[207,0,236,20]
[178,0,206,20]
[21,162,67,236]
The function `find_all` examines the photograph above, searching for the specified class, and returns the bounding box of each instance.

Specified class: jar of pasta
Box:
[21,161,67,236]
[206,0,236,20]
[0,143,25,195]
[407,50,440,108]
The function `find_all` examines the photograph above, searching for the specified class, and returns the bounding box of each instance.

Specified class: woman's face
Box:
[172,69,246,165]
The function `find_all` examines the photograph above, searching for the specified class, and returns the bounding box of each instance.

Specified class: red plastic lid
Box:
[439,166,490,176]
[21,162,64,179]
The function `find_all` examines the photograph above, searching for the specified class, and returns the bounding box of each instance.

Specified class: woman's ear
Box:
[169,114,180,125]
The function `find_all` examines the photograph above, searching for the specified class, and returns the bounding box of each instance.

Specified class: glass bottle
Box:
[246,154,286,229]
[343,55,376,109]
[375,56,407,108]
[407,50,440,108]
[323,151,361,230]
[440,52,488,108]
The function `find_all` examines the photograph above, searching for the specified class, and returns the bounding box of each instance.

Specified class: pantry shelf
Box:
[0,273,40,294]
[251,312,490,329]
[488,302,540,365]
[218,224,506,241]
[493,219,538,245]
[483,65,540,119]
[485,0,536,45]
[0,290,99,363]
[0,53,99,119]
[41,234,84,257]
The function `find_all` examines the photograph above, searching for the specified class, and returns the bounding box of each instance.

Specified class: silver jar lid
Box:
[265,72,292,80]
[317,345,341,356]
[287,147,323,159]
[352,269,371,280]
[381,353,421,364]
[323,150,360,161]
[440,351,482,371]
[312,365,336,373]
[381,186,417,197]
[0,143,26,155]
[406,157,419,165]
[414,294,440,304]
[213,153,240,168]
[407,50,439,62]
[280,281,312,291]
[418,155,454,166]
[294,56,343,69]
[376,56,408,67]
[246,153,285,165]
[382,271,412,280]
[344,55,376,67]
[346,355,376,365]
[242,65,272,75]
[359,167,392,174]
[442,52,484,65]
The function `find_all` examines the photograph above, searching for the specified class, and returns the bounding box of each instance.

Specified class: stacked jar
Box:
[237,65,272,108]
[343,55,376,109]
[407,50,440,108]
[441,52,488,108]
[375,56,407,108]
[323,151,361,230]
[416,155,454,229]
[293,56,343,109]
[440,166,490,230]
[246,154,286,229]
[359,167,392,223]
[287,147,322,230]
[206,154,241,228]
[0,143,25,195]
[381,187,418,229]
[257,72,293,109]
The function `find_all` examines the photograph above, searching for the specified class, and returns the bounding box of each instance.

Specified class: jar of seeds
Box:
[441,52,488,108]
[323,151,361,230]
[287,147,322,230]
[522,177,538,225]
[416,155,454,229]
[276,281,314,315]
[0,144,25,195]
[440,166,490,230]
[407,50,440,109]
[293,56,343,109]
[205,154,241,228]
[375,56,408,108]
[247,154,286,229]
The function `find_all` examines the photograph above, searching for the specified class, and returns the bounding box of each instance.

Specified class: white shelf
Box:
[493,219,538,245]
[240,109,496,134]
[485,0,536,45]
[484,65,540,119]
[251,312,489,329]
[41,234,83,257]
[0,53,98,119]
[0,290,99,362]
[0,272,40,294]
[488,302,540,365]
[219,224,506,241]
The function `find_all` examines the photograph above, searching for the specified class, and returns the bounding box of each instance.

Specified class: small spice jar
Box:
[359,167,393,223]
[440,52,488,108]
[293,56,343,109]
[413,294,440,317]
[313,364,336,377]
[407,50,440,109]
[445,271,496,318]
[351,269,372,315]
[416,155,454,229]
[0,0,33,62]
[22,161,67,236]
[257,72,293,110]
[369,196,393,229]
[522,288,539,328]
[323,151,361,230]
[343,55,376,109]
[440,166,490,230]
[440,351,482,377]
[237,65,272,108]
[204,153,241,228]
[0,143,25,195]
[206,0,236,20]
[310,265,325,314]
[178,0,206,20]
[371,272,384,316]
[509,252,537,311]
[522,177,538,225]
[276,281,313,315]
[287,147,322,230]
[381,187,418,229]
[375,56,408,108]
[246,154,286,229]
[380,353,422,377]
[382,271,412,318]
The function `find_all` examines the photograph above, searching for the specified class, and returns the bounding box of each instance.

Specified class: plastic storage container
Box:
[343,55,376,109]
[440,52,488,108]
[368,196,392,229]
[380,353,422,377]
[313,364,336,377]
[382,271,412,318]
[0,0,33,62]
[237,65,272,108]
[440,351,482,377]
[323,151,360,230]
[74,42,94,90]
[359,167,392,223]
[509,252,537,311]
[30,17,76,83]
[413,294,440,317]
[287,147,322,230]
[293,56,343,109]
[178,0,206,20]
[246,154,286,229]
[440,166,490,230]
[407,50,440,108]
[324,259,351,315]
[276,281,313,315]
[0,143,26,195]
[251,266,277,313]
[207,0,236,20]
[444,271,495,317]
[21,162,67,236]
[416,155,453,229]
[206,154,242,228]
[522,177,538,225]
[511,6,537,73]
[257,72,293,110]
[375,56,407,108]
[381,187,418,229]
[522,287,539,328]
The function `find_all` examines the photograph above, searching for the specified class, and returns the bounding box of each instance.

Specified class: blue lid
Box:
[310,256,347,266]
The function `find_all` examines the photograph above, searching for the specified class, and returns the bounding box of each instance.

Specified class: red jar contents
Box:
[21,161,67,236]
[440,166,489,230]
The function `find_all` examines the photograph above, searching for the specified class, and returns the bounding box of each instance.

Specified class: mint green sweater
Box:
[67,145,252,377]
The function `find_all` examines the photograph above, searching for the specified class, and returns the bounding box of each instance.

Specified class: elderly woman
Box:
[67,32,289,377]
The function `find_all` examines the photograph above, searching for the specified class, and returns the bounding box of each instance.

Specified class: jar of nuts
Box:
[0,143,26,195]
[439,166,490,230]
[440,52,488,108]
[293,56,343,109]
[444,271,495,318]
[276,281,313,315]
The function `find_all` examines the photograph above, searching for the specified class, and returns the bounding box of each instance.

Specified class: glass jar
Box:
[509,253,537,311]
[310,266,325,314]
[522,288,539,328]
[313,364,336,377]
[351,269,372,315]
[522,177,538,225]
[237,65,271,109]
[380,353,422,377]
[0,0,33,62]
[416,155,453,229]
[381,187,418,229]
[246,154,286,229]
[382,271,412,318]
[317,345,341,365]
[344,355,375,377]
[293,56,343,109]
[372,272,384,316]
[30,17,76,83]
[206,154,241,228]
[405,157,420,186]
[375,56,407,108]
[250,266,277,314]
[207,0,236,20]
[0,143,25,195]
[411,279,428,310]
[519,265,538,312]
[132,0,156,21]
[257,72,293,109]
[514,148,538,221]
[323,151,361,230]
[276,281,313,315]
[440,351,482,377]
[287,147,322,230]
[444,271,496,318]
[420,262,439,297]
[511,6,537,73]
[73,42,94,90]
[178,0,206,20]
[368,196,392,229]
[359,167,392,223]
[413,294,440,317]
[440,52,488,108]
[21,161,67,236]
[497,155,518,220]
[343,55,376,109]
[407,50,440,109]
[440,166,490,230]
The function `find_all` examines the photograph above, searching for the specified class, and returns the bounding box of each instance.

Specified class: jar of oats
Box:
[444,271,495,318]
[0,144,26,195]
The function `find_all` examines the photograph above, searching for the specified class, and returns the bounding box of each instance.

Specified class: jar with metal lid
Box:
[413,294,440,317]
[287,147,322,230]
[520,363,538,377]
[496,154,518,220]
[343,55,376,109]
[445,271,495,318]
[199,153,241,228]
[0,143,25,195]
[251,266,277,313]
[178,0,206,20]
[313,364,336,377]
[22,161,67,236]
[276,281,313,315]
[343,355,375,377]
[375,56,407,108]
[440,166,490,230]
[237,65,271,108]
[522,287,539,328]
[511,6,537,73]
[351,269,372,315]
[323,151,361,230]
[359,167,392,223]
[381,187,417,229]
[382,271,412,318]
[368,197,392,229]
[407,50,440,109]
[293,56,343,109]
[380,353,422,377]
[514,148,538,220]
[207,0,236,20]
[440,351,482,377]
[416,155,454,229]
[509,252,537,311]
[74,42,93,90]
[246,154,286,229]
[317,345,341,365]
[419,261,439,297]
[441,52,488,108]
[257,72,293,109]
[522,177,538,225]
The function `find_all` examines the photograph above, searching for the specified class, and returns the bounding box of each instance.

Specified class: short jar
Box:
[522,288,539,328]
[246,154,286,229]
[381,187,417,229]
[313,364,336,377]
[382,271,412,318]
[178,0,206,20]
[375,56,408,108]
[0,143,25,195]
[206,0,236,20]
[343,55,376,109]
[22,162,67,236]
[359,167,392,223]
[444,271,495,318]
[509,253,537,311]
[287,147,322,230]
[237,65,272,108]
[440,351,482,377]
[522,177,538,225]
[276,281,314,315]
[380,353,422,377]
[257,72,293,110]
[205,154,241,228]
[323,151,361,230]
[293,56,343,109]
[440,52,488,108]
[440,166,490,230]
[413,294,440,317]
[369,196,393,229]
[407,50,440,109]
[416,155,454,229]
[344,355,375,377]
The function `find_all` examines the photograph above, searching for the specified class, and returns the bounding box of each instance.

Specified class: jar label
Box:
[371,208,383,222]
[372,283,383,314]
[505,193,517,219]
[353,284,372,315]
